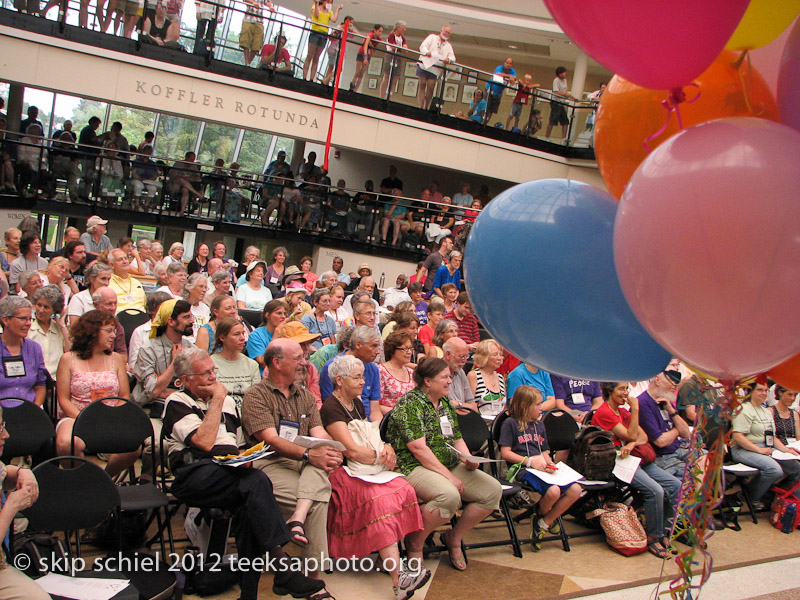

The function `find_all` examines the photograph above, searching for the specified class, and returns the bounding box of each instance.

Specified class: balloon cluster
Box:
[467,3,800,384]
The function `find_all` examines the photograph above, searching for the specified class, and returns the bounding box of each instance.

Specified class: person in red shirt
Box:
[259,34,293,72]
[444,291,479,351]
[350,24,384,92]
[506,73,540,131]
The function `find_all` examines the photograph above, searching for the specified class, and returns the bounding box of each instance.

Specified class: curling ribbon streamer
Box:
[643,83,701,152]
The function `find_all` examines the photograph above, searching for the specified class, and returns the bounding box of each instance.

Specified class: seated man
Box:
[130,144,162,208]
[260,150,293,226]
[638,370,704,479]
[167,151,204,215]
[108,248,147,313]
[443,291,479,351]
[326,179,352,236]
[163,346,329,600]
[242,338,343,580]
[259,33,293,73]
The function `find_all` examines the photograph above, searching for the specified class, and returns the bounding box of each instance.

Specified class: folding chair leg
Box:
[500,498,523,558]
[557,516,570,552]
[739,481,759,524]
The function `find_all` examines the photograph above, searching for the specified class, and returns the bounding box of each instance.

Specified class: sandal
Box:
[440,531,467,571]
[647,540,670,559]
[308,591,335,600]
[287,520,309,546]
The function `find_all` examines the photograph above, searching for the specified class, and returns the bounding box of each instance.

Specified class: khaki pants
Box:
[254,456,331,563]
[0,567,50,600]
[405,463,501,519]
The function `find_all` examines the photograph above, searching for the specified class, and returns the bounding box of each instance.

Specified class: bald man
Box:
[92,286,128,360]
[108,248,147,313]
[443,337,476,410]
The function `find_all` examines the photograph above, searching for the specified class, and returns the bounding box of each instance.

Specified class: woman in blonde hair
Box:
[467,339,506,416]
[43,256,78,303]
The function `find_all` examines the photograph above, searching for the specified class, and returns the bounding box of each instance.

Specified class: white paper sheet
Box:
[525,462,583,486]
[343,466,404,484]
[446,443,503,464]
[35,573,130,600]
[612,454,641,484]
[787,439,800,451]
[213,448,274,466]
[294,436,346,451]
[723,463,759,474]
[772,450,800,461]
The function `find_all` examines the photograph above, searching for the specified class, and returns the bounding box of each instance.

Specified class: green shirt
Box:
[732,401,773,446]
[310,344,338,372]
[387,387,462,475]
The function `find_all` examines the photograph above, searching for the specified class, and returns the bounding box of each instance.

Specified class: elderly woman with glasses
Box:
[321,354,429,600]
[55,309,135,477]
[0,296,48,406]
[29,285,71,381]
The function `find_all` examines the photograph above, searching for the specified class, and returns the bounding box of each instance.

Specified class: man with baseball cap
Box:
[79,215,112,257]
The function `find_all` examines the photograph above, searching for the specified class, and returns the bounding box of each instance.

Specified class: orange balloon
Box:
[769,352,800,391]
[595,50,779,199]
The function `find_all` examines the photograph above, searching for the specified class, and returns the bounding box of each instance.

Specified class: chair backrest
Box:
[0,399,56,463]
[379,409,392,442]
[72,397,153,456]
[116,309,151,349]
[456,407,491,455]
[238,309,263,329]
[543,409,580,453]
[23,456,120,533]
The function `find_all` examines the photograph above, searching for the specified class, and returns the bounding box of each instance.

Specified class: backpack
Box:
[567,426,616,481]
[11,533,71,577]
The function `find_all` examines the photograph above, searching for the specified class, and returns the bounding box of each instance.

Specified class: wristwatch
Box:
[301,449,310,462]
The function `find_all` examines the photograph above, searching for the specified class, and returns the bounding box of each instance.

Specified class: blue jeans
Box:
[654,446,692,479]
[627,462,681,539]
[731,445,800,502]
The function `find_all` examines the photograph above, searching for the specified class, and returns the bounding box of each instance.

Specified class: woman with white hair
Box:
[204,268,232,306]
[182,273,210,343]
[150,241,164,263]
[321,354,429,600]
[0,296,48,406]
[43,256,78,303]
[29,286,71,380]
[66,262,113,325]
[161,241,185,266]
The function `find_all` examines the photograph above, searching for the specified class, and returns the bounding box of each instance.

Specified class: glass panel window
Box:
[108,105,157,152]
[270,136,295,163]
[55,95,109,138]
[131,225,158,242]
[197,122,239,165]
[236,129,273,173]
[154,115,201,161]
[21,88,54,137]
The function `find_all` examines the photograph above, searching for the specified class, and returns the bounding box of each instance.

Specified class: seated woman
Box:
[182,273,210,343]
[467,339,506,417]
[387,358,502,571]
[321,355,429,600]
[42,256,78,304]
[731,380,800,511]
[300,289,337,351]
[378,331,416,416]
[418,301,444,354]
[500,385,581,550]
[425,318,458,359]
[196,295,240,354]
[326,283,350,331]
[29,285,71,381]
[772,385,800,457]
[0,296,47,406]
[437,282,459,313]
[0,407,50,600]
[391,313,424,366]
[211,318,261,409]
[246,299,287,372]
[237,261,273,312]
[67,262,113,325]
[381,301,415,340]
[426,196,455,245]
[592,381,681,558]
[55,310,138,477]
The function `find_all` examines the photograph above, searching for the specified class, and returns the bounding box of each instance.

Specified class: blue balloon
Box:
[465,178,670,381]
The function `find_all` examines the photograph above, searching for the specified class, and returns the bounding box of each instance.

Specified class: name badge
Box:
[3,356,26,378]
[491,400,503,414]
[279,419,299,442]
[321,336,332,346]
[571,392,586,405]
[124,294,135,303]
[439,415,453,437]
[90,388,113,402]
[270,277,279,284]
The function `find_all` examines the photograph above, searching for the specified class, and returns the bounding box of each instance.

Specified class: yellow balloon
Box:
[726,0,800,50]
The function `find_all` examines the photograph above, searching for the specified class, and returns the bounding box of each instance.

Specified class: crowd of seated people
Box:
[2,211,798,599]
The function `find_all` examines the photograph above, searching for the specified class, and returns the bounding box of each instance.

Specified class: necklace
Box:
[333,392,358,419]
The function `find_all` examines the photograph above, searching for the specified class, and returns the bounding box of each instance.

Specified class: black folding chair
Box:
[0,398,55,466]
[238,308,263,329]
[72,397,173,555]
[117,309,151,350]
[23,456,120,559]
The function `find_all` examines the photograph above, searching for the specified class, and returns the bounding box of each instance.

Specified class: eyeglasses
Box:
[100,327,116,335]
[8,316,33,323]
[347,374,366,382]
[455,353,470,360]
[0,422,5,435]
[186,367,218,378]
[399,346,414,352]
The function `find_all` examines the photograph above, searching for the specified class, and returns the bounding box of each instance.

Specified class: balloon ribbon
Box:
[643,84,701,152]
[323,20,350,171]
[730,49,765,117]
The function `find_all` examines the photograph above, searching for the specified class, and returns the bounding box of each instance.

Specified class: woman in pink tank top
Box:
[55,309,135,477]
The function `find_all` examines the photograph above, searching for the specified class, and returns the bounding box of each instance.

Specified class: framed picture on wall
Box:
[446,65,462,81]
[443,82,458,103]
[368,78,378,89]
[368,57,382,76]
[467,71,477,84]
[462,85,477,104]
[404,62,418,77]
[403,78,419,97]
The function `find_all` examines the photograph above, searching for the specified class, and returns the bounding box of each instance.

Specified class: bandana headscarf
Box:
[149,299,178,338]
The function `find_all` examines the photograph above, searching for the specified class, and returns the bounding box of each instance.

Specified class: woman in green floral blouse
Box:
[387,358,501,571]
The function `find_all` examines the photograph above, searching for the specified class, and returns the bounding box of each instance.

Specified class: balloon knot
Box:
[668,87,687,106]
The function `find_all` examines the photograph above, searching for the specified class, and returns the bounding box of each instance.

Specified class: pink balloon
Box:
[749,15,797,96]
[778,18,800,131]
[544,0,749,90]
[614,117,800,380]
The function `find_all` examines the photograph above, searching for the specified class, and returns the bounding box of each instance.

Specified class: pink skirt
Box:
[327,467,423,559]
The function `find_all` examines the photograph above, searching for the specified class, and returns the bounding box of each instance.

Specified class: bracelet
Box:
[373,449,381,465]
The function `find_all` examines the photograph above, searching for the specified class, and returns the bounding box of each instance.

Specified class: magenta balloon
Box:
[544,0,750,90]
[778,18,800,132]
[614,117,800,380]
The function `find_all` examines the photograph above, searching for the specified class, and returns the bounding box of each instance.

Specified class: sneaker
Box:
[394,568,431,600]
[547,520,561,535]
[530,518,546,552]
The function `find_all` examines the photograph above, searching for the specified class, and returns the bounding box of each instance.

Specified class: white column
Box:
[571,50,588,99]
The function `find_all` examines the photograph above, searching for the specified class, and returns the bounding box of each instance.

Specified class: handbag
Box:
[630,442,657,465]
[770,481,800,534]
[587,502,647,556]
[345,418,386,476]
